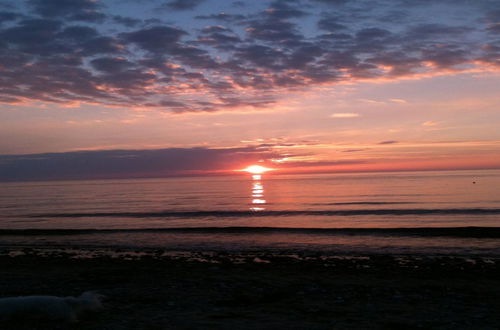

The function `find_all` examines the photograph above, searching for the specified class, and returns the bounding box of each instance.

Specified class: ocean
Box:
[1,169,499,255]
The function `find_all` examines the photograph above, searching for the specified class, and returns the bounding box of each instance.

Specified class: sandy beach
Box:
[1,248,499,329]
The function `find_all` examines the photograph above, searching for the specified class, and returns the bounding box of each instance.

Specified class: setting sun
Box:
[240,165,273,174]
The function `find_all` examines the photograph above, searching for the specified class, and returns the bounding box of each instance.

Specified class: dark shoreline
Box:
[1,248,499,329]
[2,226,500,238]
[22,207,500,218]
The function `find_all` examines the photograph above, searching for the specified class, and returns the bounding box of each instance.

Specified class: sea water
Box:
[0,170,499,255]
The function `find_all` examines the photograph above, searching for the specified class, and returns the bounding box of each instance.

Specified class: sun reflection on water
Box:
[250,174,266,211]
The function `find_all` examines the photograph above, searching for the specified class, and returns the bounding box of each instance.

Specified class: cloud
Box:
[0,11,22,24]
[0,1,17,10]
[263,0,309,19]
[309,0,348,5]
[112,15,141,28]
[1,18,63,52]
[407,24,471,40]
[245,18,303,43]
[487,23,500,34]
[161,0,205,11]
[317,15,347,31]
[27,0,106,22]
[195,12,246,23]
[121,26,188,53]
[90,57,135,73]
[59,25,99,40]
[277,159,368,169]
[342,149,368,153]
[378,140,398,145]
[330,113,360,118]
[0,147,279,181]
[197,25,241,49]
[422,121,438,127]
[0,0,498,113]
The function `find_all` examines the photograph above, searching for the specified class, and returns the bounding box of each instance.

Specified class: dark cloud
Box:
[367,51,422,76]
[278,159,368,169]
[70,10,106,23]
[157,100,188,108]
[200,25,231,34]
[479,42,500,65]
[317,16,347,31]
[309,0,348,5]
[264,0,309,19]
[0,0,497,113]
[27,0,106,22]
[320,51,359,70]
[286,43,324,69]
[162,0,205,11]
[0,1,16,10]
[91,57,135,73]
[169,45,220,69]
[112,15,141,27]
[378,140,398,145]
[195,12,246,22]
[59,25,99,41]
[0,18,67,55]
[342,149,368,153]
[0,147,278,181]
[235,44,287,70]
[485,10,500,23]
[80,36,123,55]
[96,69,156,91]
[2,18,62,44]
[407,24,472,40]
[122,26,187,53]
[487,23,500,34]
[232,1,245,8]
[0,11,22,24]
[376,10,408,23]
[421,45,469,68]
[356,27,391,41]
[246,18,303,44]
[396,0,491,7]
[27,0,99,16]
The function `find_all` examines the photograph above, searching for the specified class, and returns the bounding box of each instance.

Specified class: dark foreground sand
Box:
[0,248,499,330]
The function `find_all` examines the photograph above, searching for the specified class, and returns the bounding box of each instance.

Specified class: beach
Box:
[1,247,499,329]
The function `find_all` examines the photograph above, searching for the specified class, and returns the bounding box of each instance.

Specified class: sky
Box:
[0,0,499,180]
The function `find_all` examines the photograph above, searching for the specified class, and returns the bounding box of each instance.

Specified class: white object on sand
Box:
[0,291,103,322]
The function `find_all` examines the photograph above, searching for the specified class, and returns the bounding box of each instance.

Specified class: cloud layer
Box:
[0,146,277,181]
[0,0,499,112]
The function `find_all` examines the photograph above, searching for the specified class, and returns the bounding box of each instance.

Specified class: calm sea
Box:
[1,170,499,255]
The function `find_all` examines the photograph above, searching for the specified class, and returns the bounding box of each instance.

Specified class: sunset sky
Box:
[0,0,499,180]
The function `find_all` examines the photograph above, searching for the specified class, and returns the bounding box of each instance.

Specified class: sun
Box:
[240,165,273,174]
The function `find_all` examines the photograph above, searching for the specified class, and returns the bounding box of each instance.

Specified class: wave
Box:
[24,208,500,218]
[307,202,414,205]
[1,226,500,238]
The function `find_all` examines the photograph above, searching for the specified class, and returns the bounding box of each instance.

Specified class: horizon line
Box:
[1,167,499,184]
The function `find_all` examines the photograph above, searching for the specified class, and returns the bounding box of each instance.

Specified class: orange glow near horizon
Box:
[240,165,274,174]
